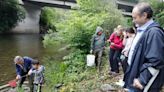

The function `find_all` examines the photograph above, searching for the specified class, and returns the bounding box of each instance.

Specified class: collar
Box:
[137,19,154,32]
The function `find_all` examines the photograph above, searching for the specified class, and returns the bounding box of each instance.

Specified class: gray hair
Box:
[134,2,153,19]
[14,56,23,63]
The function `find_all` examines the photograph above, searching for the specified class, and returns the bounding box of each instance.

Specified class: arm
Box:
[138,29,164,87]
[122,36,128,46]
[122,31,127,46]
[90,35,95,50]
[103,34,106,47]
[16,64,22,80]
[107,33,115,42]
[16,64,21,76]
[23,56,33,69]
[30,66,45,74]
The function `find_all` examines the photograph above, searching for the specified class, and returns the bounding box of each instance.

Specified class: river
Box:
[0,34,48,85]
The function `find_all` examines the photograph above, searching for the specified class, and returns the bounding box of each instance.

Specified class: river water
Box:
[0,34,48,85]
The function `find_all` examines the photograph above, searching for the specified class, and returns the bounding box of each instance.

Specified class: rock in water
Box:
[100,84,116,92]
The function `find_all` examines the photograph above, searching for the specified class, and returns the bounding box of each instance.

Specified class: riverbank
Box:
[43,48,164,92]
[0,34,44,86]
[43,48,125,92]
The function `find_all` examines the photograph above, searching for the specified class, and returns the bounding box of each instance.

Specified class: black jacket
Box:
[124,22,164,92]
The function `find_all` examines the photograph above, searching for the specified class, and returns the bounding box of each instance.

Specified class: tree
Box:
[43,0,127,52]
[0,0,25,33]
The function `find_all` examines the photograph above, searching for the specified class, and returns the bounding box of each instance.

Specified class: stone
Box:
[100,84,116,92]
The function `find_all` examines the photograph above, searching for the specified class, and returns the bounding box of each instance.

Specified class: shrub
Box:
[43,0,127,52]
[0,0,25,33]
[139,0,164,27]
[43,0,127,91]
[40,7,68,34]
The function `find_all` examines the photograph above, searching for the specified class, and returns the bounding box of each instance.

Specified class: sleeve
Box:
[24,56,33,69]
[31,66,45,74]
[103,34,106,47]
[91,35,95,50]
[122,37,127,46]
[16,64,21,75]
[24,56,33,62]
[108,33,115,42]
[138,29,164,87]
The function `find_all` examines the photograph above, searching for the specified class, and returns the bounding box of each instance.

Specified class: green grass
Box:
[43,49,123,92]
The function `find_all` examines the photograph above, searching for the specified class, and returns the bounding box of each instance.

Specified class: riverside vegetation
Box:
[41,0,164,91]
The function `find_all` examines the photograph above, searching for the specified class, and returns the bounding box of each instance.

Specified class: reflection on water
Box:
[0,34,45,85]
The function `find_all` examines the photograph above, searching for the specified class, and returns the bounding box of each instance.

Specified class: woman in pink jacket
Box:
[107,26,124,75]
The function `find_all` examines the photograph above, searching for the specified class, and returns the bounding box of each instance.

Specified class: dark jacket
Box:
[16,56,33,76]
[124,22,164,91]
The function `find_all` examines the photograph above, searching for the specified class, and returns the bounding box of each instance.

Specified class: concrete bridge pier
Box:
[12,2,42,33]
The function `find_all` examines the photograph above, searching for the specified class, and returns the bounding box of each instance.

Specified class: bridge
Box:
[12,0,137,33]
[12,0,77,33]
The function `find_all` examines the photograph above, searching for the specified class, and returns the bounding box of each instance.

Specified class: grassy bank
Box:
[43,48,124,92]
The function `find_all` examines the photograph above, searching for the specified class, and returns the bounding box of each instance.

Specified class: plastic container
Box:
[86,54,95,66]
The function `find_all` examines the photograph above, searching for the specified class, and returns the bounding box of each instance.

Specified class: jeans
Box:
[120,56,128,74]
[94,49,103,72]
[128,88,141,92]
[33,84,42,92]
[18,70,34,92]
[109,48,122,73]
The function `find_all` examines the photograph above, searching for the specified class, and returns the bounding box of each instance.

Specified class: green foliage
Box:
[126,17,133,27]
[43,0,127,91]
[16,87,24,92]
[44,49,111,91]
[0,0,25,33]
[63,50,86,74]
[43,0,126,52]
[45,60,67,87]
[156,11,164,27]
[44,50,86,89]
[40,7,61,32]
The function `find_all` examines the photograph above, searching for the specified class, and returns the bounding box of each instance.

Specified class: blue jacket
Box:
[124,22,164,91]
[16,57,33,75]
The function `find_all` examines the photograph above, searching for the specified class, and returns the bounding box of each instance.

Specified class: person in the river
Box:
[14,56,34,90]
[124,3,164,92]
[90,26,106,72]
[107,25,124,76]
[28,60,45,92]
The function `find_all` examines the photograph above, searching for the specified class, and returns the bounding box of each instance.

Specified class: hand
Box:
[133,79,143,90]
[111,42,115,46]
[16,75,21,80]
[28,69,32,75]
[107,39,111,42]
[90,50,93,54]
[123,31,127,36]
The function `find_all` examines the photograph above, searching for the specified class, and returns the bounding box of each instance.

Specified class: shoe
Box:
[109,71,119,77]
[115,79,125,87]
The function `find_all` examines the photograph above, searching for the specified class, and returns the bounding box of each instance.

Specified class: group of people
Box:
[14,56,45,92]
[13,2,164,92]
[91,2,164,92]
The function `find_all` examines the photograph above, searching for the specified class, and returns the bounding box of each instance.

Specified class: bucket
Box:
[86,54,95,66]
